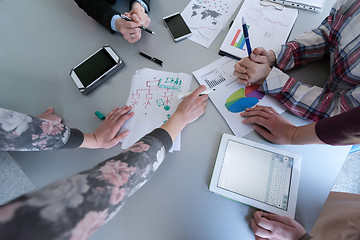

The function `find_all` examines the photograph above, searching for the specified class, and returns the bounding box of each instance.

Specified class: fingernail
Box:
[252,125,256,129]
[125,130,130,136]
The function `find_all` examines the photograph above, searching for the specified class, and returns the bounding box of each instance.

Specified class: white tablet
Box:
[209,133,302,218]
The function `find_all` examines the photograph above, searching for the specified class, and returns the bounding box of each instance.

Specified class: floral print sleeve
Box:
[0,128,173,240]
[0,107,84,151]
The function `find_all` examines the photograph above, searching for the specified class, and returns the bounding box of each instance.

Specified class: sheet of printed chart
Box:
[193,57,286,137]
[219,0,298,59]
[121,68,191,152]
[181,0,242,48]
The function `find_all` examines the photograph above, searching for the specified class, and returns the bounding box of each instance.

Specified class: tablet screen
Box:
[217,140,294,210]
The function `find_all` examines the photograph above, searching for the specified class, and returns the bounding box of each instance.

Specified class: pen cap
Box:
[95,111,106,120]
[242,18,249,37]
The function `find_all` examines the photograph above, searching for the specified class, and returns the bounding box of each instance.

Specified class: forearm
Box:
[291,123,324,145]
[275,24,331,71]
[0,108,82,151]
[260,70,335,121]
[315,106,360,145]
[74,0,119,31]
[160,113,187,142]
[0,128,171,240]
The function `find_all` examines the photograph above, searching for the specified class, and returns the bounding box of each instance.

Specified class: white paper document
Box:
[181,0,242,48]
[193,57,286,137]
[121,68,192,152]
[219,0,298,59]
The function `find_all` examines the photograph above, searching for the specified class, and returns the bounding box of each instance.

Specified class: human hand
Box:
[233,47,275,86]
[80,106,134,149]
[240,105,297,145]
[115,2,150,43]
[250,211,306,240]
[173,85,208,125]
[161,85,208,142]
[253,47,277,67]
[37,107,62,123]
[130,1,150,28]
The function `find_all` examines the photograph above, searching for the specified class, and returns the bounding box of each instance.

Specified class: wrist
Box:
[80,133,100,149]
[289,126,299,145]
[260,67,272,85]
[132,1,146,12]
[160,112,187,142]
[169,112,188,129]
[268,50,277,66]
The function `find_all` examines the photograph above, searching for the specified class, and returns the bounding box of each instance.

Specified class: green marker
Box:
[95,111,106,120]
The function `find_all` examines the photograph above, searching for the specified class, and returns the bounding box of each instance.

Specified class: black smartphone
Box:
[163,12,192,42]
[69,45,125,95]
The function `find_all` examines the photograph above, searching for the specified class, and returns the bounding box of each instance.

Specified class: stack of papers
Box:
[121,68,192,152]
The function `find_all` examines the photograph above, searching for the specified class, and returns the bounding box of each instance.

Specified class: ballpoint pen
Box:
[242,17,252,57]
[178,89,215,99]
[139,51,163,66]
[120,14,155,35]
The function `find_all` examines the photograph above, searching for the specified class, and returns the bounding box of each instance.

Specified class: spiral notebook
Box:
[219,0,298,60]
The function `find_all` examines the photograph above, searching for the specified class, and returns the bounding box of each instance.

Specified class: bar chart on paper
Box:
[199,57,236,88]
[230,25,249,50]
[219,0,298,59]
[193,56,286,137]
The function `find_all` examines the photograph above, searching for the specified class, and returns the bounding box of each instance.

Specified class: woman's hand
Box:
[37,107,62,123]
[240,105,297,145]
[161,85,208,141]
[80,106,134,149]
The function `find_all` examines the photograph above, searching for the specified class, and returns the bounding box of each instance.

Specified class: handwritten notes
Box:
[121,68,191,152]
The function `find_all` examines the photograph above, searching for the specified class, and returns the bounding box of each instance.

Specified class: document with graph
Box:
[219,0,298,59]
[193,57,286,137]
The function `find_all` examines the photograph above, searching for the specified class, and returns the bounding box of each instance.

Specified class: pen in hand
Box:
[178,89,215,99]
[120,14,155,35]
[242,17,252,57]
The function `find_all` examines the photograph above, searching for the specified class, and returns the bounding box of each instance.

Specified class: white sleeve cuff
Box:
[132,0,149,12]
[111,14,121,32]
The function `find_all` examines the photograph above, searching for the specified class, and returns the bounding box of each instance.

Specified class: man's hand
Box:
[115,2,150,43]
[233,47,276,86]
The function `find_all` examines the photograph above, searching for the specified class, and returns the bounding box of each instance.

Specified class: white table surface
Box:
[0,0,350,239]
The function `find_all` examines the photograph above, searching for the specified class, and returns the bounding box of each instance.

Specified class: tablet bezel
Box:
[209,133,302,219]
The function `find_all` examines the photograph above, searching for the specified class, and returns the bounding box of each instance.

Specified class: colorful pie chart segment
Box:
[225,85,265,113]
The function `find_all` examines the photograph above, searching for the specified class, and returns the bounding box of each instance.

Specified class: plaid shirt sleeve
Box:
[260,0,360,122]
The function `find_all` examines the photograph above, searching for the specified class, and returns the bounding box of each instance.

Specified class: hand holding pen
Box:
[115,10,152,43]
[120,14,155,35]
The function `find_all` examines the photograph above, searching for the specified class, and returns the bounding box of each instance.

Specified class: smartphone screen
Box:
[164,13,191,41]
[74,48,116,87]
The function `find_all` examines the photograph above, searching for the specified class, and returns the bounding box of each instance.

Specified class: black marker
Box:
[120,14,155,35]
[139,51,163,66]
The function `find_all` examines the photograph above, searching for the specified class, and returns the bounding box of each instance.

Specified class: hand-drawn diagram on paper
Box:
[182,0,242,48]
[128,77,182,117]
[121,68,192,151]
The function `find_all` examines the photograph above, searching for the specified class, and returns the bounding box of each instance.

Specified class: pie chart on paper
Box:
[225,85,265,113]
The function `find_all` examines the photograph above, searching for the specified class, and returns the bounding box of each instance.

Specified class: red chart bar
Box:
[231,29,241,46]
